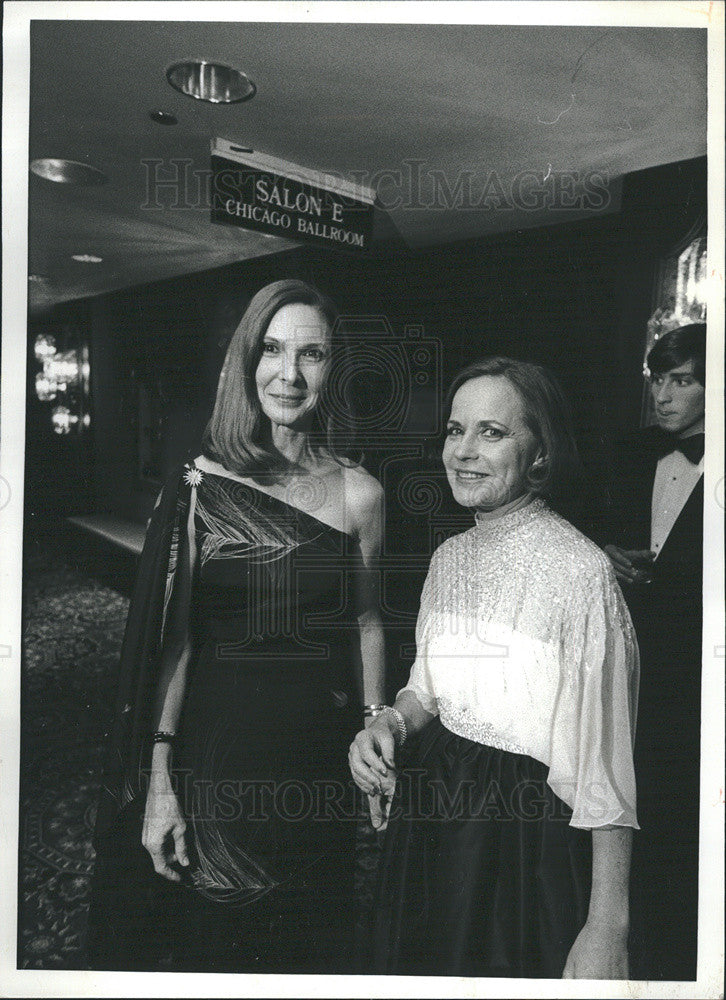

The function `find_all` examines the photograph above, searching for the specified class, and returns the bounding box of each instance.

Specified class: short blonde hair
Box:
[445,357,581,500]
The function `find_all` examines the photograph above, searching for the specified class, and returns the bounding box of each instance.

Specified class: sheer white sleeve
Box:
[391,503,639,831]
[397,553,441,716]
[547,553,639,830]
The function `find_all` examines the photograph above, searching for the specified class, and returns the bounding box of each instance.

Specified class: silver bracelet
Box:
[382,706,407,746]
[364,703,386,718]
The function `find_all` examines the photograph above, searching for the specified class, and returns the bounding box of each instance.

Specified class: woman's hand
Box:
[142,781,190,882]
[562,918,629,979]
[349,714,397,831]
[365,774,397,831]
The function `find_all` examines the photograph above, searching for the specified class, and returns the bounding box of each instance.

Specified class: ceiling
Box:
[27,20,706,313]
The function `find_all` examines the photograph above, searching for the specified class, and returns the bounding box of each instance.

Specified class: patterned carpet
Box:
[19,552,129,969]
[18,544,382,970]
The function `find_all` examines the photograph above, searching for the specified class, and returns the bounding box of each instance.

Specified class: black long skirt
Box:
[87,646,360,974]
[373,718,592,978]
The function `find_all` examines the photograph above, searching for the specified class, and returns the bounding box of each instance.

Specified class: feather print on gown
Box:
[88,464,362,972]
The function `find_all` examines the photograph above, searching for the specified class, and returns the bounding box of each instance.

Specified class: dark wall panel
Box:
[25,157,706,535]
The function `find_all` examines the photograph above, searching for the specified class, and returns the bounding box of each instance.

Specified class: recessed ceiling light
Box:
[30,159,108,185]
[149,109,178,125]
[166,61,256,104]
[71,254,103,264]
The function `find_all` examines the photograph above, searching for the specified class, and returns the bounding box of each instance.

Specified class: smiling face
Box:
[442,375,542,511]
[650,360,705,437]
[255,302,332,429]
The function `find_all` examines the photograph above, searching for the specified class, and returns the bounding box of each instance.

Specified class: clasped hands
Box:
[349,713,399,831]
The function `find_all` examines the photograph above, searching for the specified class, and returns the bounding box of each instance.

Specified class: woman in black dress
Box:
[88,279,385,972]
[349,358,639,979]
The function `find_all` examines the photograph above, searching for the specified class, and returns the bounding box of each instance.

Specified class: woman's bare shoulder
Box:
[193,454,252,485]
[343,463,383,509]
[193,454,223,473]
[339,465,382,547]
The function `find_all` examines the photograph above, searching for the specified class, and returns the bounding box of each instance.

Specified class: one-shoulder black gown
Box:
[87,466,361,972]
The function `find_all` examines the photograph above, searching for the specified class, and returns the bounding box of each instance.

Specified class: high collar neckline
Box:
[473,494,547,531]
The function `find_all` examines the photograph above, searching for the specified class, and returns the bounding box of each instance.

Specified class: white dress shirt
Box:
[651,450,704,556]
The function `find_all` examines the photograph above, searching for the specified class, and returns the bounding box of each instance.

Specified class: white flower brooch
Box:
[183,464,204,488]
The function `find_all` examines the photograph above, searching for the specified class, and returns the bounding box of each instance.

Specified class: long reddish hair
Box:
[202,279,356,477]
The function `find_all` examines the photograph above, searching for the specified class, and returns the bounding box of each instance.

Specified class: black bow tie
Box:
[657,432,705,464]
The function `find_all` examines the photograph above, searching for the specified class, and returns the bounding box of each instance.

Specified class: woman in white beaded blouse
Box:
[349,357,639,980]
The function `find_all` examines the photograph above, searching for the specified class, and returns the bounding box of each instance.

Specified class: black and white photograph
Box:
[1,2,723,996]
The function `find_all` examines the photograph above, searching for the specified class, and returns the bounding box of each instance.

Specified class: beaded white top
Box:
[399,497,640,829]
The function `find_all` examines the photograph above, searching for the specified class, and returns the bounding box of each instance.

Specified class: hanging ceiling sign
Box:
[210,138,376,252]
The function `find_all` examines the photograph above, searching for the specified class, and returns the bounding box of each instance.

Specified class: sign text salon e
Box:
[210,139,375,252]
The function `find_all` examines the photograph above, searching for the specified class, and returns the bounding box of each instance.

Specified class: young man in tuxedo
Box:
[604,322,705,982]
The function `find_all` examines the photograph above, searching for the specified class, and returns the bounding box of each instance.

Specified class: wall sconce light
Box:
[51,405,76,434]
[35,372,58,402]
[676,237,707,321]
[34,333,57,361]
[34,333,90,433]
[50,407,90,434]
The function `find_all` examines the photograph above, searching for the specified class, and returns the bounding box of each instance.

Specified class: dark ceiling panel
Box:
[27,21,706,310]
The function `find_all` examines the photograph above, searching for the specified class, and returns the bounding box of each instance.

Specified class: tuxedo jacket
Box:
[607,425,703,773]
[608,429,703,981]
[607,425,703,631]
